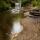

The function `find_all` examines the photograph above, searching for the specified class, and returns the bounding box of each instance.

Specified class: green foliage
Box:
[0,0,11,10]
[0,0,32,10]
[21,0,32,6]
[0,0,10,8]
[32,0,40,7]
[32,0,37,6]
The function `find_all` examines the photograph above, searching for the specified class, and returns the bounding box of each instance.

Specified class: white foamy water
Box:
[11,2,21,14]
[11,20,23,33]
[10,20,23,40]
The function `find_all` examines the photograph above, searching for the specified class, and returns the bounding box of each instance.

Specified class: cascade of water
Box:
[11,0,21,14]
[15,0,21,13]
[10,20,23,40]
[12,20,23,33]
[10,0,23,39]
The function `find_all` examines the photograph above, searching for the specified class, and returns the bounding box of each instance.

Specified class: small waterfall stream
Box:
[10,0,23,40]
[11,0,21,14]
[12,19,23,33]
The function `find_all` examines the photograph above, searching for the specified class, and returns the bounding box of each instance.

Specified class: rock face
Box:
[0,12,13,40]
[30,9,40,16]
[13,16,40,40]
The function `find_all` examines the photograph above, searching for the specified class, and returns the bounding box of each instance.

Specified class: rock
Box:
[30,9,40,16]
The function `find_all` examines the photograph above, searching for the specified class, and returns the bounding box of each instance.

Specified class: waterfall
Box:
[11,0,21,14]
[10,19,23,40]
[10,0,23,39]
[12,20,23,33]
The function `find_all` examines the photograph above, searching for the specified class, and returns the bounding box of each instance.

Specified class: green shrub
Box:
[21,0,32,6]
[32,0,40,8]
[0,0,11,10]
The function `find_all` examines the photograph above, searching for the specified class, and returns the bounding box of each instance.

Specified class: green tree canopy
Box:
[32,0,40,7]
[0,0,32,9]
[0,0,11,11]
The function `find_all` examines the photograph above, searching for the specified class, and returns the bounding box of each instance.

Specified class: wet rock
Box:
[30,9,40,16]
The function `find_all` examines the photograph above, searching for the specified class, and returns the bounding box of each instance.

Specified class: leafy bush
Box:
[32,0,40,8]
[0,0,11,11]
[21,0,32,6]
